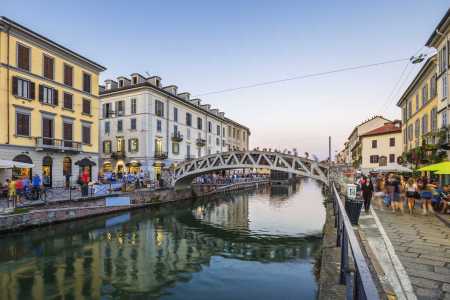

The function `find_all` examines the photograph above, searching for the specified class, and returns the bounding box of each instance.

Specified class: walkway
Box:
[360,207,450,300]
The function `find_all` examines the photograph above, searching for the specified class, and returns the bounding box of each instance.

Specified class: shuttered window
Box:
[17,43,30,71]
[82,124,91,144]
[39,85,58,105]
[64,64,73,86]
[63,93,73,109]
[43,55,54,80]
[12,77,35,100]
[82,99,91,115]
[42,117,54,145]
[16,112,30,136]
[155,100,164,117]
[83,73,91,93]
[63,122,73,147]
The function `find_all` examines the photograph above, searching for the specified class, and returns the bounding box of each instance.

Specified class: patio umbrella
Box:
[432,163,450,175]
[372,164,413,173]
[417,161,450,172]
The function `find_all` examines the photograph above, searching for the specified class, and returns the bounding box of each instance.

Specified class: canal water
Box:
[0,179,326,300]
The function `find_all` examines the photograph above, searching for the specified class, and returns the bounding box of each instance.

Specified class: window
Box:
[370,155,379,164]
[82,99,91,115]
[407,101,412,118]
[187,128,191,140]
[389,137,395,147]
[197,117,203,130]
[431,108,438,132]
[63,121,73,144]
[39,85,58,105]
[43,55,54,80]
[63,93,73,110]
[233,128,236,138]
[223,128,226,136]
[443,76,448,99]
[103,103,112,118]
[131,98,137,114]
[117,137,125,152]
[155,100,164,117]
[172,142,179,154]
[63,64,73,86]
[115,101,124,116]
[371,140,377,148]
[132,77,138,85]
[117,120,123,132]
[430,73,437,98]
[16,111,30,136]
[42,117,54,144]
[119,79,124,88]
[103,141,112,154]
[12,77,35,100]
[157,119,162,132]
[130,118,136,130]
[415,119,420,138]
[82,124,91,144]
[389,154,395,163]
[217,125,221,135]
[174,107,178,122]
[17,43,30,71]
[415,94,419,111]
[208,121,212,133]
[216,137,219,146]
[105,121,110,134]
[83,73,91,93]
[422,84,428,105]
[128,138,139,153]
[186,113,192,126]
[174,124,178,134]
[439,45,448,73]
[442,111,448,128]
[408,124,413,142]
[421,114,428,135]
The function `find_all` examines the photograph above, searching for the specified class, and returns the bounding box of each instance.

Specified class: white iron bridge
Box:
[172,151,329,188]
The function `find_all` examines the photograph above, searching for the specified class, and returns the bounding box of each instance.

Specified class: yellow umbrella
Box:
[433,163,450,175]
[417,161,450,172]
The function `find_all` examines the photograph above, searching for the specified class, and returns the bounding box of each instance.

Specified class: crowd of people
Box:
[1,174,44,208]
[358,173,450,215]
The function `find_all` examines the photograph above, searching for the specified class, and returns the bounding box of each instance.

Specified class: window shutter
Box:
[53,89,58,105]
[12,77,18,95]
[29,82,35,99]
[39,85,44,102]
[128,139,131,152]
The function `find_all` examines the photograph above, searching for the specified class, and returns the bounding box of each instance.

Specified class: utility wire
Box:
[194,57,410,97]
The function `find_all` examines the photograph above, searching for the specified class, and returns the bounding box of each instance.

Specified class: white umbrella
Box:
[0,159,34,169]
[372,164,412,173]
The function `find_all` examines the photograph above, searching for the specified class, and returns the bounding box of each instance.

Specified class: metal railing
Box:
[171,132,184,142]
[196,138,206,147]
[331,183,379,300]
[35,137,81,153]
[154,151,168,159]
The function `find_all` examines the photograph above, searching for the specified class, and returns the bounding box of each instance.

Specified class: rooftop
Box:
[360,121,402,138]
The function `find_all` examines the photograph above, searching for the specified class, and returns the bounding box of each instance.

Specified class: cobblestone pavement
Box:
[374,208,450,300]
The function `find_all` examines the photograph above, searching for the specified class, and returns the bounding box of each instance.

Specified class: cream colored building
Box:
[359,120,402,172]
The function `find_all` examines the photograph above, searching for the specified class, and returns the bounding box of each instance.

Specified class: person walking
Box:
[405,177,418,215]
[32,174,41,200]
[359,175,373,213]
[81,169,90,197]
[418,177,433,215]
[7,178,16,208]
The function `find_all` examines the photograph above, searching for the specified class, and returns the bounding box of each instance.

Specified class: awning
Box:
[0,159,34,169]
[417,161,450,172]
[371,164,412,173]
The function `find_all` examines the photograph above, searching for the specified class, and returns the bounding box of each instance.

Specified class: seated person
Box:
[441,185,450,214]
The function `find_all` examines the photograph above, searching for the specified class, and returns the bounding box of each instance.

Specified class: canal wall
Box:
[0,181,269,234]
[317,188,346,300]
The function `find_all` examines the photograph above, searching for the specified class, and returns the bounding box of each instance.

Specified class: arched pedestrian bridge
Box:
[172,151,329,188]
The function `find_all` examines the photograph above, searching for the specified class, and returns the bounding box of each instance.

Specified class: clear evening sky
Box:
[3,0,449,158]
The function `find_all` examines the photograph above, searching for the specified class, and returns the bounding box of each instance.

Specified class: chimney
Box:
[201,104,211,111]
[178,92,191,100]
[163,85,178,95]
[105,79,118,90]
[190,98,201,106]
[147,76,161,88]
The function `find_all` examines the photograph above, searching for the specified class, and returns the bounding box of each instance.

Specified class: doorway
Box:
[42,156,53,187]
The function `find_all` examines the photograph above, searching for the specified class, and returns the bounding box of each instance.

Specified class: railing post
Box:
[340,226,348,285]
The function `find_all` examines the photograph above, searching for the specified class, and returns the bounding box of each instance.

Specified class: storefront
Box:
[75,158,96,182]
[127,161,142,174]
[42,156,53,187]
[12,155,33,180]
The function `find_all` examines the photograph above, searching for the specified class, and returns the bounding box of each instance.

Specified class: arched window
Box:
[63,157,72,176]
[12,154,33,179]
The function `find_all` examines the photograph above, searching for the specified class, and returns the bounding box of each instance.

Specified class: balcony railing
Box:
[111,151,126,160]
[154,151,168,160]
[171,132,184,142]
[196,138,206,147]
[35,137,81,153]
[439,127,450,150]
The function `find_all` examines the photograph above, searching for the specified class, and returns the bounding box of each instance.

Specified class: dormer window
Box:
[156,79,160,87]
[119,80,124,88]
[132,76,138,85]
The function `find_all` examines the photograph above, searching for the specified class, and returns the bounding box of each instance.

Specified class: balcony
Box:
[111,151,126,160]
[439,127,450,150]
[196,138,206,147]
[154,151,168,160]
[171,132,184,142]
[35,137,81,153]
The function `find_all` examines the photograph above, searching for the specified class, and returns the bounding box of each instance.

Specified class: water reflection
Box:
[0,180,325,300]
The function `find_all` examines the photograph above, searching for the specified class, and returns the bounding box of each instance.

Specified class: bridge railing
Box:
[331,182,379,300]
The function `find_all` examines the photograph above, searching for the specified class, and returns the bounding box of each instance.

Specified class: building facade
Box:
[397,55,440,165]
[425,9,450,148]
[99,75,250,180]
[359,121,402,172]
[0,17,106,185]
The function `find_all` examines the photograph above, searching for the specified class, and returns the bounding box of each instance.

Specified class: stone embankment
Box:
[0,180,269,234]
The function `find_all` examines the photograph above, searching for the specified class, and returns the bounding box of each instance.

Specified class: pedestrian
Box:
[32,174,41,200]
[139,170,145,188]
[360,175,373,213]
[405,177,418,215]
[374,175,385,210]
[7,178,16,208]
[15,177,24,206]
[418,177,433,215]
[65,173,71,189]
[81,169,90,197]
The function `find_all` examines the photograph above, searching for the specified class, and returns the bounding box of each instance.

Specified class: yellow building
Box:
[0,17,106,185]
[396,55,442,165]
